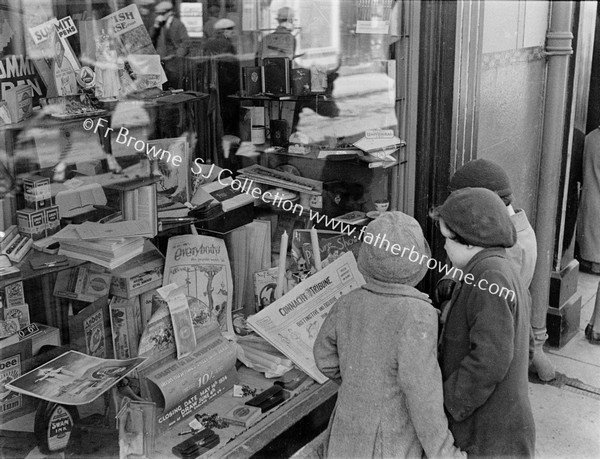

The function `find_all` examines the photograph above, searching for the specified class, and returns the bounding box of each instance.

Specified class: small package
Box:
[44,206,61,236]
[17,208,46,241]
[23,175,52,209]
[3,84,33,123]
[222,405,262,428]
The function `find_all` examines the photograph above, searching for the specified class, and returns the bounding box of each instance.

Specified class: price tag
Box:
[18,323,40,340]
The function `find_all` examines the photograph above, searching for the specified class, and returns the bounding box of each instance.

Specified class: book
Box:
[333,210,370,225]
[242,66,262,96]
[191,177,256,213]
[353,135,405,154]
[254,267,279,313]
[291,68,311,96]
[262,57,290,95]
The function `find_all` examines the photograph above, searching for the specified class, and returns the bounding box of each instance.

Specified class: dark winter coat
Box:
[439,248,535,458]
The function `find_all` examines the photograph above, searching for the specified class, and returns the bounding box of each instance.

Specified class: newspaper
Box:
[163,236,234,339]
[6,351,146,405]
[247,252,365,383]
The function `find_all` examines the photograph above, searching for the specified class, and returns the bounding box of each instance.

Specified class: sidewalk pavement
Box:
[531,270,600,459]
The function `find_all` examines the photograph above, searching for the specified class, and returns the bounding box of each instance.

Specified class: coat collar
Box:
[463,247,508,273]
[361,275,432,303]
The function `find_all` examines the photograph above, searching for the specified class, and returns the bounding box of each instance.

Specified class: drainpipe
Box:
[531,3,574,324]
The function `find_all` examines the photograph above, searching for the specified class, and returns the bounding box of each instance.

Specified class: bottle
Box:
[34,401,79,455]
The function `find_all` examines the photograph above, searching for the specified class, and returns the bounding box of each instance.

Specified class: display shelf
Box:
[153,366,338,459]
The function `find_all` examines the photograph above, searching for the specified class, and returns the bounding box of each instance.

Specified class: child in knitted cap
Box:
[313,211,465,459]
[431,187,535,458]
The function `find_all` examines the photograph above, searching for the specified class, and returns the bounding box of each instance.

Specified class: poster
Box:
[163,235,234,339]
[180,3,203,38]
[6,350,145,405]
[146,137,190,205]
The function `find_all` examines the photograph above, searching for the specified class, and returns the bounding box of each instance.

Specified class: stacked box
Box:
[0,281,25,309]
[110,245,164,299]
[44,206,61,237]
[3,84,33,123]
[17,208,46,240]
[23,175,51,210]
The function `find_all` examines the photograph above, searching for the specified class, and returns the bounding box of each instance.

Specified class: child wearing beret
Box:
[313,212,465,459]
[440,159,554,381]
[431,187,535,458]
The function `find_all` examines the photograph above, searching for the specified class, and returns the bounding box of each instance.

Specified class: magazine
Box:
[162,236,234,339]
[5,351,146,405]
[247,252,365,383]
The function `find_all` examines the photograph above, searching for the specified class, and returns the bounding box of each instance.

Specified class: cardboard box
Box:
[3,84,33,123]
[0,281,25,308]
[67,296,112,358]
[23,175,51,210]
[44,206,61,237]
[17,208,46,240]
[53,265,112,303]
[0,323,61,422]
[110,244,165,299]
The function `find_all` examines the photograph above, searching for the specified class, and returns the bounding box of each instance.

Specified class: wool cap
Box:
[432,187,516,248]
[449,159,513,205]
[358,211,430,287]
[214,18,235,30]
[277,7,294,22]
[155,1,173,13]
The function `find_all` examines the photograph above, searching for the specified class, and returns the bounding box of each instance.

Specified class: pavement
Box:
[531,270,600,459]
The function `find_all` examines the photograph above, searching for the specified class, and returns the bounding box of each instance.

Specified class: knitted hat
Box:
[432,187,516,248]
[358,211,430,287]
[449,159,513,205]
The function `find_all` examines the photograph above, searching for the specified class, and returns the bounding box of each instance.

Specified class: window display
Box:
[0,0,405,456]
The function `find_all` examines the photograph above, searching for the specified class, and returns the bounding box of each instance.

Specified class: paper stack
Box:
[353,132,406,169]
[237,334,294,377]
[54,224,146,269]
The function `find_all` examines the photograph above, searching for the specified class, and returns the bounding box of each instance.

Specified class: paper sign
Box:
[365,129,395,139]
[56,17,77,39]
[28,19,57,45]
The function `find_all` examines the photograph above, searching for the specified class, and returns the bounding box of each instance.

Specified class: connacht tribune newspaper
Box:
[247,252,365,383]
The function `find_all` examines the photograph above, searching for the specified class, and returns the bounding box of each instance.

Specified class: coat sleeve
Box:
[313,304,341,384]
[397,306,466,459]
[443,269,515,422]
